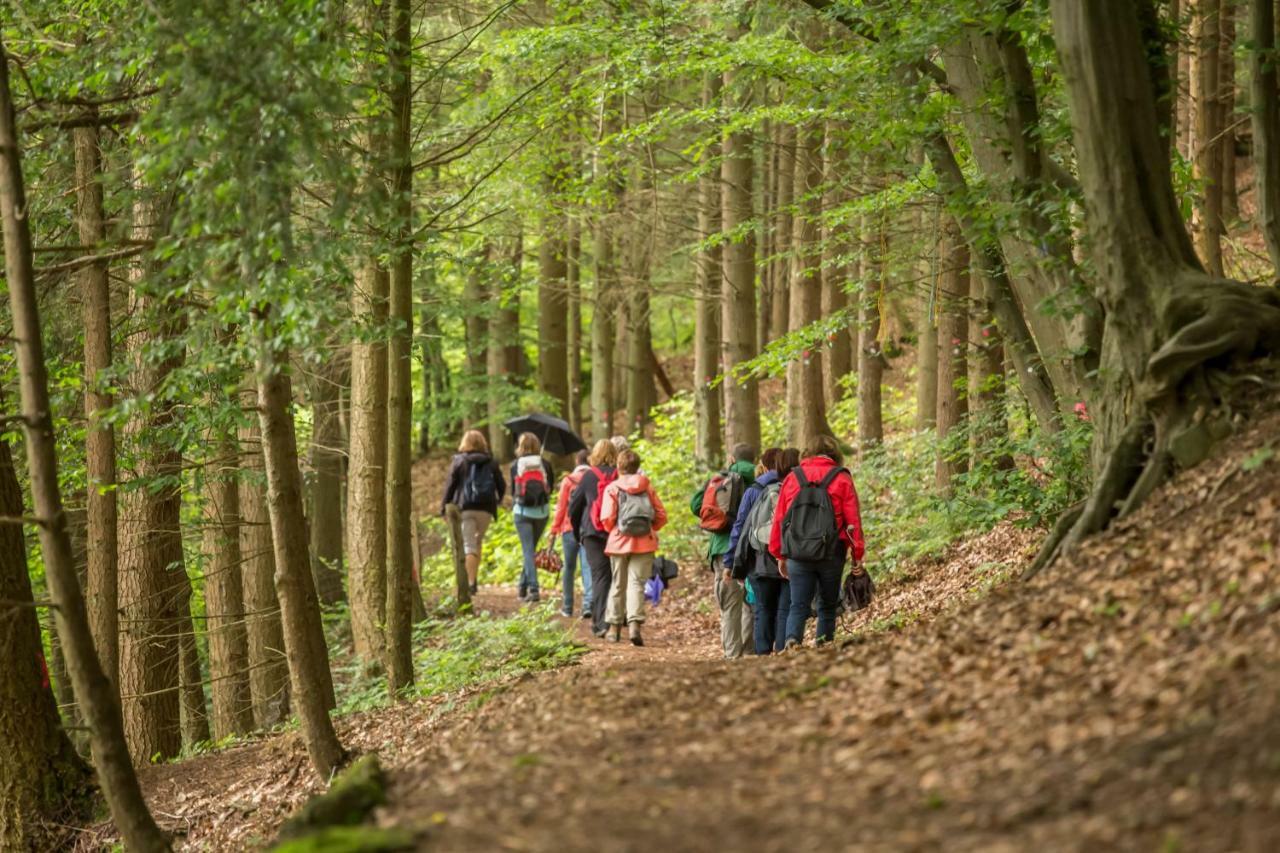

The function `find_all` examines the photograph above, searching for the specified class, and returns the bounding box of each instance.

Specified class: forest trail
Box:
[114,403,1280,851]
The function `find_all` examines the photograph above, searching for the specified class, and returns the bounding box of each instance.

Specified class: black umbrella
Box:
[503,413,587,455]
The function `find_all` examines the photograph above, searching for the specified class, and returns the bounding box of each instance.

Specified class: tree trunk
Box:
[201,435,254,740]
[970,268,1010,468]
[695,73,724,466]
[821,121,853,401]
[1178,0,1195,159]
[254,348,347,780]
[566,218,583,433]
[1250,0,1280,272]
[1031,0,1280,576]
[488,235,521,459]
[916,276,939,432]
[720,54,761,453]
[309,363,346,605]
[770,122,795,345]
[757,120,776,357]
[1193,0,1226,274]
[73,119,119,692]
[462,244,491,426]
[857,212,886,455]
[239,421,290,727]
[384,0,414,695]
[935,221,970,494]
[787,125,832,449]
[1221,1,1240,223]
[590,220,618,441]
[537,207,570,420]
[0,44,167,848]
[347,258,388,668]
[176,578,209,748]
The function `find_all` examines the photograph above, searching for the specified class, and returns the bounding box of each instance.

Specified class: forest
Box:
[1,0,1279,850]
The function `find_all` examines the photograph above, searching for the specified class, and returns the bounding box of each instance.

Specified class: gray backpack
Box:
[746,481,781,551]
[616,489,655,536]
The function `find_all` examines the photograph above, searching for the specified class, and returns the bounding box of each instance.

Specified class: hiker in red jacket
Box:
[768,434,865,648]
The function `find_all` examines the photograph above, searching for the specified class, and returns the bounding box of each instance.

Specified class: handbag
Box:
[535,543,563,574]
[839,564,875,613]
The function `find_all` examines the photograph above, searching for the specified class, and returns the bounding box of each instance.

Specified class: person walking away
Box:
[441,429,506,595]
[568,439,619,637]
[769,435,865,648]
[690,442,756,658]
[551,449,593,618]
[598,449,667,646]
[511,432,555,603]
[726,447,793,654]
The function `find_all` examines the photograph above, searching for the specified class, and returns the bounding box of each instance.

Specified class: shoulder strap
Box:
[794,466,812,488]
[817,466,847,490]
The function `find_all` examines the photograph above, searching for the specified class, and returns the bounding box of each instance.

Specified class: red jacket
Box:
[768,455,865,563]
[551,465,589,536]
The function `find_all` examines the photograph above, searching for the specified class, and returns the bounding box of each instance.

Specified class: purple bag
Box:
[644,574,666,606]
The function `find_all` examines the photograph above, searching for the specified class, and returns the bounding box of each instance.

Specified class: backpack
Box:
[616,488,655,536]
[513,456,549,507]
[460,457,497,508]
[587,466,619,534]
[698,471,746,533]
[745,481,782,551]
[780,466,846,561]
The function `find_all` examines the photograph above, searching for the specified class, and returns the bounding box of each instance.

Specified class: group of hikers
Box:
[441,427,865,655]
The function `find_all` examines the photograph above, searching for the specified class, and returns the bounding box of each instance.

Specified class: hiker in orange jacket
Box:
[598,449,668,646]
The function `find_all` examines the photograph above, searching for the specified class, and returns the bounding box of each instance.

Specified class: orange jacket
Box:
[599,473,667,555]
[551,465,589,536]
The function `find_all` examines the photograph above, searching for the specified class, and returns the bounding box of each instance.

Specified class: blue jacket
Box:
[724,470,780,578]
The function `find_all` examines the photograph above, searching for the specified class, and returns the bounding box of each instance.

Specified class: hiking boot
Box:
[560,607,574,618]
[629,622,643,647]
[517,586,527,602]
[608,624,622,643]
[468,582,478,596]
[581,611,591,620]
[783,637,801,652]
[593,625,608,639]
[526,591,541,604]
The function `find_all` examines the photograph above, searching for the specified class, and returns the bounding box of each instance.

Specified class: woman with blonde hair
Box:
[441,429,505,595]
[598,449,667,645]
[510,432,555,603]
[568,438,619,637]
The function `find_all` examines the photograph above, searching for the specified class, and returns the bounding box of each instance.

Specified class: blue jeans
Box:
[751,576,791,655]
[561,532,592,614]
[785,559,843,645]
[515,515,548,595]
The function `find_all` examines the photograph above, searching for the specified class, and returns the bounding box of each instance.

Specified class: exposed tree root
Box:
[1028,278,1280,579]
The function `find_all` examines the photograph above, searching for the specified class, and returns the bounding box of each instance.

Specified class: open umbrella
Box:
[503,413,587,455]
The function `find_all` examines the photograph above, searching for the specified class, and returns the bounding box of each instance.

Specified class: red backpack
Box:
[698,470,745,534]
[514,456,549,507]
[588,466,619,533]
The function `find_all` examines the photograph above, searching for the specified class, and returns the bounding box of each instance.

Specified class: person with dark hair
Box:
[569,439,619,637]
[441,429,506,595]
[690,442,757,658]
[598,449,667,645]
[726,447,789,653]
[551,449,593,618]
[768,436,864,647]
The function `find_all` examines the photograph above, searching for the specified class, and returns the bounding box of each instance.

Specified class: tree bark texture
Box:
[462,244,491,426]
[695,74,724,466]
[488,235,521,459]
[935,221,970,493]
[770,122,795,346]
[308,363,346,605]
[537,207,570,420]
[821,122,853,402]
[1250,0,1280,273]
[0,43,169,847]
[786,125,832,449]
[1220,2,1240,223]
[1193,0,1225,274]
[566,218,583,433]
[857,213,886,455]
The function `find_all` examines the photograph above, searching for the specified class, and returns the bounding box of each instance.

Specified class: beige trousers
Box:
[715,572,753,659]
[607,552,653,625]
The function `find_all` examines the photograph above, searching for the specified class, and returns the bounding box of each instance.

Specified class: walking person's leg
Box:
[813,562,844,644]
[605,554,627,641]
[784,562,818,646]
[514,517,537,600]
[715,570,745,659]
[583,537,612,636]
[560,532,580,617]
[774,580,791,652]
[526,517,547,601]
[626,552,653,645]
[579,544,593,617]
[752,577,779,655]
[740,585,755,654]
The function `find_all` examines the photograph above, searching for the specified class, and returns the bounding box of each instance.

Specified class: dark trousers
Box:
[785,559,843,645]
[581,535,612,634]
[751,576,792,655]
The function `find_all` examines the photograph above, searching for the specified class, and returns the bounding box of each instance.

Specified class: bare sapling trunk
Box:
[384,0,414,695]
[770,122,796,345]
[935,220,971,493]
[0,40,169,850]
[73,119,120,690]
[857,212,886,455]
[1030,0,1280,576]
[1250,0,1280,273]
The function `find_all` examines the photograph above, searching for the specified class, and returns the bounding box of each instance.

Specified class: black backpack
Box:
[780,466,846,562]
[461,458,497,508]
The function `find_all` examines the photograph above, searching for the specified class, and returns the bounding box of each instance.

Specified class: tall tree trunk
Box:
[1031,0,1280,575]
[384,0,414,695]
[488,234,521,459]
[720,53,761,453]
[176,579,209,748]
[695,73,724,466]
[625,270,653,429]
[347,259,389,667]
[537,200,570,420]
[757,120,776,357]
[73,120,119,691]
[0,45,167,847]
[566,218,583,433]
[309,363,346,604]
[1177,0,1195,159]
[239,420,290,727]
[916,277,939,432]
[1250,0,1280,272]
[821,121,853,401]
[591,107,622,440]
[1193,0,1225,274]
[770,122,795,345]
[254,346,347,779]
[462,244,491,426]
[857,212,886,456]
[786,125,832,449]
[1221,0,1240,223]
[201,434,254,740]
[970,268,1010,468]
[935,221,970,493]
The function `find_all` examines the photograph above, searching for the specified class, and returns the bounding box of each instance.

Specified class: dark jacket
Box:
[725,470,781,580]
[567,464,616,541]
[441,451,505,516]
